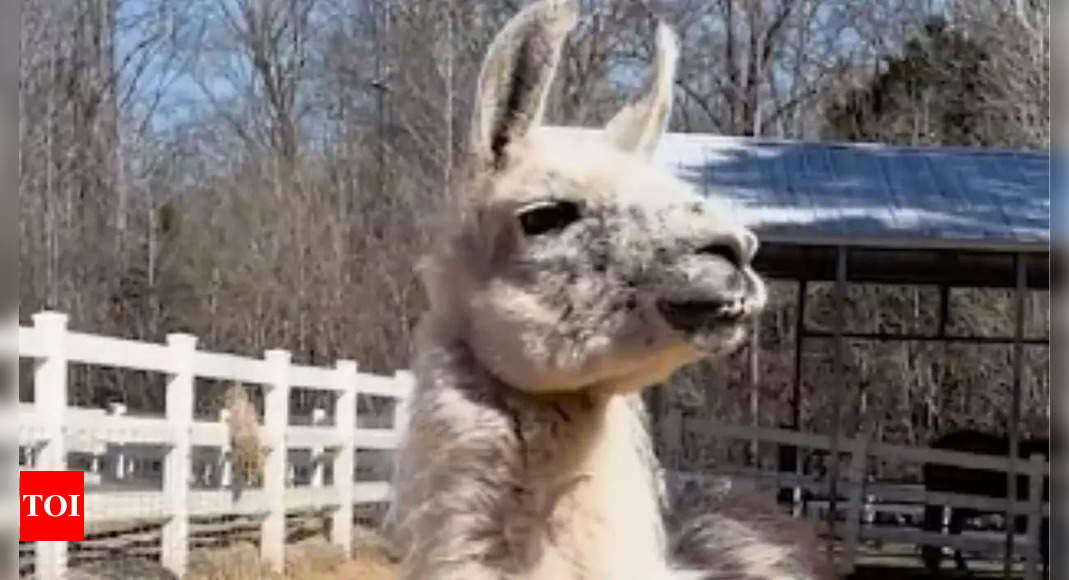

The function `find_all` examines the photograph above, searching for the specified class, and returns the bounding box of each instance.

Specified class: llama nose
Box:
[694,229,758,269]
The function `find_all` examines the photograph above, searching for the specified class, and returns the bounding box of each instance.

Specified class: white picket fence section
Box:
[12,311,413,580]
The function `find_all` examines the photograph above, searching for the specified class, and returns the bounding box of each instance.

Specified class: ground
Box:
[62,531,396,580]
[848,567,1024,580]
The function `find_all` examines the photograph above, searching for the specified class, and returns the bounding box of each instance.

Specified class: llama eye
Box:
[516,200,581,236]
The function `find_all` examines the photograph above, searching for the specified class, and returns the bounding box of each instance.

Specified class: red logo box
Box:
[20,471,85,541]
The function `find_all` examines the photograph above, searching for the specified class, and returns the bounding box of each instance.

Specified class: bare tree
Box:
[664,0,861,137]
[18,0,1049,442]
[950,0,1049,148]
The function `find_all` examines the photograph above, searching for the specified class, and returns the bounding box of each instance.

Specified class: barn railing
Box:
[668,414,1050,579]
[12,311,413,580]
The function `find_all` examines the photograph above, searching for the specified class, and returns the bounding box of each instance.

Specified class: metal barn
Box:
[651,132,1051,577]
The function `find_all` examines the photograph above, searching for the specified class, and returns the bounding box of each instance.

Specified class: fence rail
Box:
[672,414,1050,578]
[8,313,1052,579]
[11,311,413,580]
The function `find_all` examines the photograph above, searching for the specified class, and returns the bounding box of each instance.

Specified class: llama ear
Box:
[604,22,678,158]
[470,0,578,170]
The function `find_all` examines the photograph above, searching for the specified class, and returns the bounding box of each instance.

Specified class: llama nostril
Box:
[696,242,741,269]
[696,231,758,268]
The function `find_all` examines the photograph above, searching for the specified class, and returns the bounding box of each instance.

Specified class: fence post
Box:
[262,349,291,572]
[311,408,328,488]
[841,434,869,575]
[161,333,197,577]
[4,314,17,580]
[218,409,232,488]
[4,316,16,580]
[792,445,805,518]
[33,311,69,580]
[390,371,414,509]
[331,361,358,554]
[1024,453,1046,580]
[392,370,414,435]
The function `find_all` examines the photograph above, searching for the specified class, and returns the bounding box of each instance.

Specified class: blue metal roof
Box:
[653,133,1050,250]
[1053,151,1066,242]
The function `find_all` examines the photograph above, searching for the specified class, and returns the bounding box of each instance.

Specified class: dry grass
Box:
[326,558,395,580]
[225,382,266,486]
[187,542,275,580]
[185,536,396,580]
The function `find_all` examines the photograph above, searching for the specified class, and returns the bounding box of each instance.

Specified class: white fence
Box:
[668,414,1050,578]
[11,311,413,580]
[6,312,1052,579]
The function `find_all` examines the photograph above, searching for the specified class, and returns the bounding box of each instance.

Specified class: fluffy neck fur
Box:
[389,311,674,580]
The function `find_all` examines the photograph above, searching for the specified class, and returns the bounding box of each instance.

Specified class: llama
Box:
[387,1,830,578]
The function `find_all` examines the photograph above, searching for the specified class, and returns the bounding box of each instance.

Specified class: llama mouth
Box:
[656,298,752,333]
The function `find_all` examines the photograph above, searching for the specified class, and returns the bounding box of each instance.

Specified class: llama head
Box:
[421,0,766,395]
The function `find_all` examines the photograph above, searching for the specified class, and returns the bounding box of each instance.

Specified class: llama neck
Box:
[538,394,671,580]
[407,317,671,579]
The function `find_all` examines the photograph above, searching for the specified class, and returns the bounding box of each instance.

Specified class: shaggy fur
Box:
[387,1,829,579]
[667,484,834,580]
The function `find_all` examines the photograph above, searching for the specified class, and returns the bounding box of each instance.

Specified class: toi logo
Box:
[20,471,85,541]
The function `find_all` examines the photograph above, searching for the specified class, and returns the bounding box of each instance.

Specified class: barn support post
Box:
[792,280,807,430]
[791,280,807,517]
[1005,252,1027,577]
[826,247,848,540]
[748,317,760,466]
[937,284,950,338]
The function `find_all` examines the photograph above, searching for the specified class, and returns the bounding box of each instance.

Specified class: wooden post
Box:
[33,311,69,580]
[792,280,807,518]
[1023,454,1045,580]
[827,246,848,540]
[261,349,291,572]
[1006,252,1027,576]
[161,333,197,576]
[842,434,869,575]
[331,360,358,554]
[748,317,760,467]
